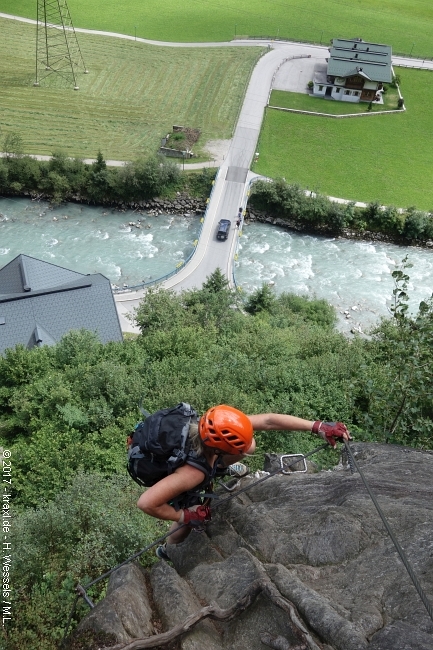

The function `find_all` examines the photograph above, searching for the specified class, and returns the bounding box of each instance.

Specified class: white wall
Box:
[313,85,361,103]
[312,83,326,96]
[332,88,360,102]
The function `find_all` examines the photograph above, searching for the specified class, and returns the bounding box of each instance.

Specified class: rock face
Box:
[72,444,433,649]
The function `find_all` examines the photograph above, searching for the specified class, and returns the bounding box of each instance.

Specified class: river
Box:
[1,197,432,335]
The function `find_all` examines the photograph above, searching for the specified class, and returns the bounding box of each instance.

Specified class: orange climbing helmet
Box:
[199,405,253,454]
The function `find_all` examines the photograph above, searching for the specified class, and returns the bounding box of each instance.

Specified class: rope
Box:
[343,441,433,623]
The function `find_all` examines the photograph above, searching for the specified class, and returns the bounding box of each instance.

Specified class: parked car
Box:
[216,219,231,241]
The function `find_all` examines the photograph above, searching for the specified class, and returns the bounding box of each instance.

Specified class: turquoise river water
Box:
[1,197,432,335]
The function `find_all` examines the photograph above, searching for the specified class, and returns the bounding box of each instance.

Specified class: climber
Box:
[135,405,352,560]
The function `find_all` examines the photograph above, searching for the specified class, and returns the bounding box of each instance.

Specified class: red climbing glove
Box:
[180,505,211,528]
[312,421,351,448]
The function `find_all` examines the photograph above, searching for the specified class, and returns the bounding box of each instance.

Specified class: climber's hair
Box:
[188,422,205,456]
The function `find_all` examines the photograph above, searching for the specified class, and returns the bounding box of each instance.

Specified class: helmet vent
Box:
[199,405,253,454]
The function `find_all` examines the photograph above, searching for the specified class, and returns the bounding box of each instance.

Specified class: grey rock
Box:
[222,591,303,650]
[167,527,224,576]
[78,444,433,650]
[75,563,154,643]
[150,559,223,650]
[188,547,263,609]
[368,620,433,649]
[266,563,368,650]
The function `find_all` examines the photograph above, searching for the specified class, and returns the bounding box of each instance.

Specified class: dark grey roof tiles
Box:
[328,38,392,83]
[0,253,83,295]
[0,254,123,354]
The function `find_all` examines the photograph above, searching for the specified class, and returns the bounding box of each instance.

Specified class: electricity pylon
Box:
[34,0,88,90]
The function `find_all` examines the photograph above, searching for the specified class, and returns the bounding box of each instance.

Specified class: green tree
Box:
[133,287,186,333]
[354,257,433,446]
[3,131,24,158]
[201,268,229,293]
[245,283,277,315]
[403,207,428,239]
[93,150,107,172]
[0,159,8,190]
[40,170,71,204]
[8,473,161,650]
[5,155,41,190]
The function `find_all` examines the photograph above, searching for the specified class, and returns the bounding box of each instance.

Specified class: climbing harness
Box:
[62,439,433,643]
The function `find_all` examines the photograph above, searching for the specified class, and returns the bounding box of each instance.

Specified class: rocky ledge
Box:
[68,443,433,650]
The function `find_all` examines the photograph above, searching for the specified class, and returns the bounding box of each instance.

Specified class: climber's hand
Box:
[179,504,211,528]
[312,421,352,448]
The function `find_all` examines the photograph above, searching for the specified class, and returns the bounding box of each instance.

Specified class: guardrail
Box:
[231,174,264,294]
[113,169,220,294]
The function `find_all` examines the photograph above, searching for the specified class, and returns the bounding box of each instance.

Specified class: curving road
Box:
[2,13,431,332]
[115,43,328,331]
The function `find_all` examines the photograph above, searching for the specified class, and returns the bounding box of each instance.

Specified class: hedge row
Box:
[249,178,433,243]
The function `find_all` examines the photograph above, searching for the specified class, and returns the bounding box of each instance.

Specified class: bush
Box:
[403,207,428,239]
[8,473,163,650]
[245,283,277,315]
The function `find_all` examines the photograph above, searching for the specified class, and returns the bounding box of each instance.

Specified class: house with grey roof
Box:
[312,38,392,103]
[0,254,123,354]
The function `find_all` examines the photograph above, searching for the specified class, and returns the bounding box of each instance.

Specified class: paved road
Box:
[114,43,330,331]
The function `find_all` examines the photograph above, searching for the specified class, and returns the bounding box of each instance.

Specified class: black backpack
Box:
[127,402,199,488]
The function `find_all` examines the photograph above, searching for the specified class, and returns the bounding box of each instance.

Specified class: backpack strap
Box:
[166,402,197,472]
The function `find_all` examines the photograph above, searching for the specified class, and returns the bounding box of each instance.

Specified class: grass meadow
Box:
[0,18,261,160]
[1,0,433,57]
[254,68,433,210]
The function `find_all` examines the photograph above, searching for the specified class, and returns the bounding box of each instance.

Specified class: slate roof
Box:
[328,38,392,83]
[0,254,123,354]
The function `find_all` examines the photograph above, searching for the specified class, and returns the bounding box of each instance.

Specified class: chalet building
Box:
[312,38,392,103]
[0,254,123,354]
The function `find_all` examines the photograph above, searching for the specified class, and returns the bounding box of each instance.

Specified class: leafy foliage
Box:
[7,473,164,650]
[0,152,184,205]
[245,283,277,315]
[1,266,432,649]
[250,178,433,242]
[351,257,433,446]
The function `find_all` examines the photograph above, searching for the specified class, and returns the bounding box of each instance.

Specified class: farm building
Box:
[312,38,392,103]
[0,254,122,354]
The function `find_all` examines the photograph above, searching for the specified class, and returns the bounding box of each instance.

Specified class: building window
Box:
[318,85,323,91]
[353,91,359,96]
[344,90,350,95]
[335,88,340,93]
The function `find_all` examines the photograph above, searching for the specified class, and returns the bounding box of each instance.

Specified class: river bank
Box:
[7,189,433,251]
[245,208,433,251]
[10,190,207,217]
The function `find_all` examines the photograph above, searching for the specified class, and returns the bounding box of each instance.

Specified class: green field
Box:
[254,68,433,210]
[0,18,260,160]
[1,0,433,56]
